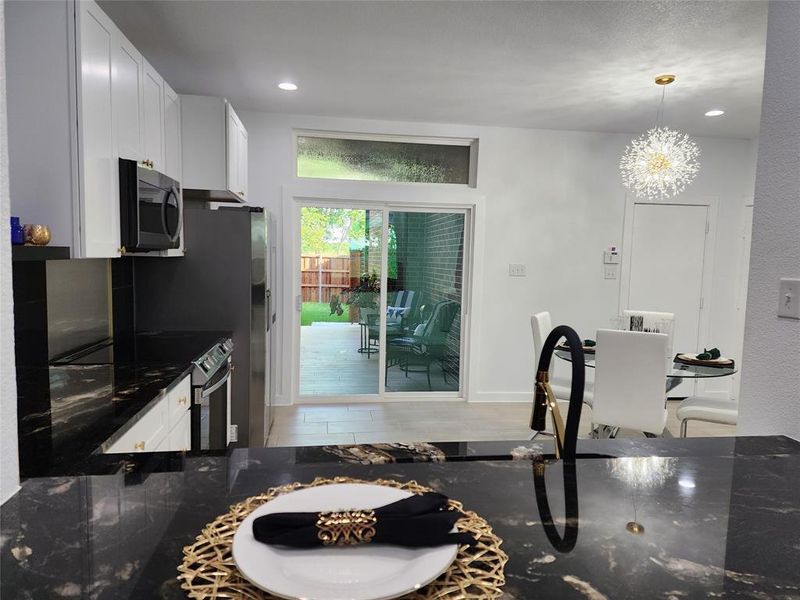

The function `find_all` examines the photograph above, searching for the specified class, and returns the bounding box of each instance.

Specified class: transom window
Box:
[296,133,476,185]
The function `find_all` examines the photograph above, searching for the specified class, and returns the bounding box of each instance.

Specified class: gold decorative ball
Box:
[24,224,51,246]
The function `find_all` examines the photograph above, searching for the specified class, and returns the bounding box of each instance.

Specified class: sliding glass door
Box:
[299,207,383,396]
[298,204,467,399]
[384,210,465,393]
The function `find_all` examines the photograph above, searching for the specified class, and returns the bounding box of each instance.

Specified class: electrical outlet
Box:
[508,263,526,277]
[229,424,239,443]
[604,265,618,280]
[778,278,800,319]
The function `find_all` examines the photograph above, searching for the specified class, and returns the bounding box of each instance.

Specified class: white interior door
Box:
[626,203,709,396]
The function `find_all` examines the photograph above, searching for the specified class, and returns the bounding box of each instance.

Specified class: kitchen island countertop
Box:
[2,435,799,599]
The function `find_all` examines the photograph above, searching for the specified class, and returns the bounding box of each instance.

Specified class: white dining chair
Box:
[531,312,594,406]
[622,309,675,363]
[676,396,739,437]
[591,329,669,436]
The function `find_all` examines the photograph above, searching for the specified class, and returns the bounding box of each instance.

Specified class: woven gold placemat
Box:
[177,476,508,599]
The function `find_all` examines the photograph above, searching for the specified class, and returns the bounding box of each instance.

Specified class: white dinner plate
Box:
[231,483,459,600]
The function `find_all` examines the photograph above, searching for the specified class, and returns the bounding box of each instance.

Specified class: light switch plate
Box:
[778,278,800,319]
[508,263,526,277]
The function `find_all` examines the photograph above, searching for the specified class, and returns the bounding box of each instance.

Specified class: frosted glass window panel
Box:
[297,136,471,184]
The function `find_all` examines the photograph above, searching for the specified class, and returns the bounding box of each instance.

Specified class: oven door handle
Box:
[199,363,232,400]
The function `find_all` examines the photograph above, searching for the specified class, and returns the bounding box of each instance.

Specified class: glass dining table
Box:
[554,349,737,392]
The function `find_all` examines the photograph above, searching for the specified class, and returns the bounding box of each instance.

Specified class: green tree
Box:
[301,207,367,255]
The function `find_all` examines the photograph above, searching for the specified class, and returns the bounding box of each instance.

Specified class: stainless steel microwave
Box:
[119,158,182,252]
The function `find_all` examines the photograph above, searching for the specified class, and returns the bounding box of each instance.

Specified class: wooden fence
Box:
[300,254,357,303]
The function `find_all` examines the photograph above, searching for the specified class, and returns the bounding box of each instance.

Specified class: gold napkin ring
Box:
[316,510,377,545]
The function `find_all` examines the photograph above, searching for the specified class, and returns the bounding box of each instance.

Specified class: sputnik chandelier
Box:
[620,74,700,200]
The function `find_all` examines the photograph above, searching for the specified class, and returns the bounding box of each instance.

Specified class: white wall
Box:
[240,110,758,404]
[739,1,800,440]
[1,1,21,504]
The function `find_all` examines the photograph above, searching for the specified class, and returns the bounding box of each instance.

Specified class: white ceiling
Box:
[99,0,768,139]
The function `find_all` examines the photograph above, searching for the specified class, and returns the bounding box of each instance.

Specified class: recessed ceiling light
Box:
[278,82,298,91]
[705,109,725,117]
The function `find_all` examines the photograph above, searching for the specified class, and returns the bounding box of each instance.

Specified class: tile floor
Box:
[268,400,736,447]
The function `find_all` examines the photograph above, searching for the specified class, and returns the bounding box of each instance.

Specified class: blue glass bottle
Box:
[10,217,25,245]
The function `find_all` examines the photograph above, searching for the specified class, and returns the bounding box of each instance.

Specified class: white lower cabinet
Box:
[105,395,168,454]
[104,375,192,454]
[167,411,192,453]
[165,376,191,430]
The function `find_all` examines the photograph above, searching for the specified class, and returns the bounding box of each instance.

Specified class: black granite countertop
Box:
[16,331,231,478]
[2,436,799,599]
[33,433,800,479]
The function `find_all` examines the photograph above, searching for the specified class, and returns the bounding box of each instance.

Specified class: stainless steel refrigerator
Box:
[134,204,275,446]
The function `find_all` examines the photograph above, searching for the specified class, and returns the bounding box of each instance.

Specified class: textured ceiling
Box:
[99,0,768,139]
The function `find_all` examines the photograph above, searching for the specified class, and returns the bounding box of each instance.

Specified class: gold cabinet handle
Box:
[178,396,188,406]
[134,441,145,451]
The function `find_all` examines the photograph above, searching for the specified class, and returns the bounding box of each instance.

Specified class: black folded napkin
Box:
[697,347,721,360]
[252,491,474,548]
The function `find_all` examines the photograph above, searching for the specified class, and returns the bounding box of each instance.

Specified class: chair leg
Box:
[426,363,432,391]
[680,419,688,438]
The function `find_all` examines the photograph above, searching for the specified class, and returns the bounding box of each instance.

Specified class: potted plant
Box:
[340,272,380,323]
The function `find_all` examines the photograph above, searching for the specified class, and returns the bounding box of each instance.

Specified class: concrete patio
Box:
[299,322,458,395]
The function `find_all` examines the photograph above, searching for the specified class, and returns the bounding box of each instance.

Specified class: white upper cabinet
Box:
[111,30,144,162]
[163,82,182,183]
[237,117,248,200]
[6,0,183,258]
[143,60,166,172]
[226,103,240,197]
[182,95,248,202]
[227,103,248,200]
[77,1,120,258]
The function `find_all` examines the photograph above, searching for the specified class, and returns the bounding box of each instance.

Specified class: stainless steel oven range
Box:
[191,338,234,450]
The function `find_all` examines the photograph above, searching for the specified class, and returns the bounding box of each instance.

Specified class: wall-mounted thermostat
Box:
[603,245,621,264]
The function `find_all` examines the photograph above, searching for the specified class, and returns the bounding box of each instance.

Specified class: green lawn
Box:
[301,302,352,326]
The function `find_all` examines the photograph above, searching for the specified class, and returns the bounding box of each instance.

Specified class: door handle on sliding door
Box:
[296,295,302,312]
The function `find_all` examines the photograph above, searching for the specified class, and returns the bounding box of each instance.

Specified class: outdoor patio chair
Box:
[364,290,422,349]
[385,300,460,390]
